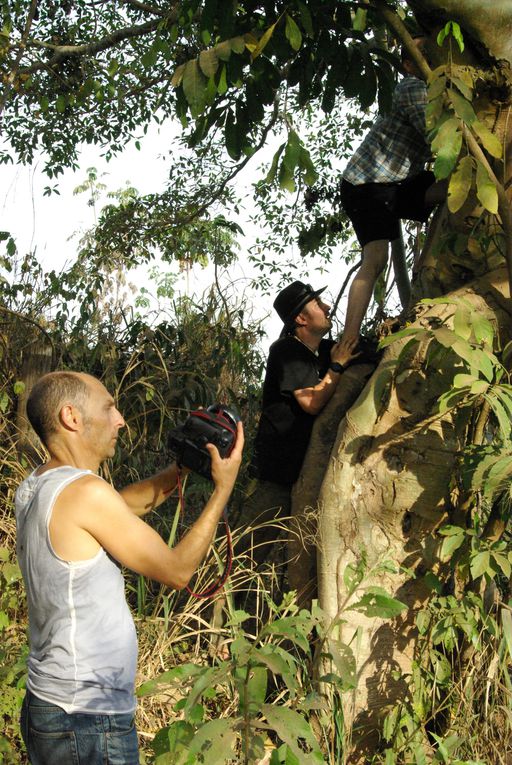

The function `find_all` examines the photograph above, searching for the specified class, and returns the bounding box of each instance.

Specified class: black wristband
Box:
[329,361,345,374]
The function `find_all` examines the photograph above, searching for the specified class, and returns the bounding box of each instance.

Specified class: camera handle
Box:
[176,470,233,598]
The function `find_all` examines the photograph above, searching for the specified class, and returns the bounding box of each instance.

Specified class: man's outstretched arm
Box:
[58,423,244,589]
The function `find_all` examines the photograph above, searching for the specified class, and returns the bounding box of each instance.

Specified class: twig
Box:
[331,257,362,319]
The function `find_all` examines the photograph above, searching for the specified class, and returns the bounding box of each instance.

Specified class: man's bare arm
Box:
[293,338,360,415]
[54,423,244,588]
[119,462,183,516]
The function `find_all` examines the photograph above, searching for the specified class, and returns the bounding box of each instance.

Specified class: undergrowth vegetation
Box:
[1,257,512,764]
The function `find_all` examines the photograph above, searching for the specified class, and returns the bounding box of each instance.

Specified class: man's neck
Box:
[38,443,101,474]
[294,327,322,353]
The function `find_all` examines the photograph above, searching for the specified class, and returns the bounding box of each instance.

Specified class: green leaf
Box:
[240,665,267,715]
[472,119,502,159]
[285,15,302,52]
[449,89,476,125]
[470,551,491,579]
[428,71,447,100]
[198,48,219,78]
[453,373,476,388]
[152,720,194,758]
[451,73,473,101]
[502,610,512,661]
[256,646,294,681]
[475,160,498,214]
[501,340,512,368]
[326,639,356,689]
[297,1,313,36]
[299,146,318,186]
[470,379,489,394]
[343,560,365,595]
[283,130,301,173]
[491,551,511,578]
[182,59,207,118]
[432,118,462,179]
[439,528,465,562]
[378,327,424,348]
[250,23,276,60]
[213,40,231,62]
[187,719,237,763]
[137,663,203,697]
[470,312,494,346]
[352,8,367,32]
[265,143,285,184]
[437,21,464,52]
[261,705,323,764]
[279,162,296,193]
[170,63,185,87]
[450,22,465,53]
[230,36,246,55]
[350,587,407,619]
[447,155,473,213]
[2,562,21,583]
[483,393,511,438]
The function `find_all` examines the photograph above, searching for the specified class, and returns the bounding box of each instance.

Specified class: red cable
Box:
[176,469,233,598]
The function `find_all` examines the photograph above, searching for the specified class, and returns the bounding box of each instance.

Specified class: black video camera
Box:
[168,405,240,480]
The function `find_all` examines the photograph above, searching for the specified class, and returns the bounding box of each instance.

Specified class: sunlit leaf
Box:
[251,23,276,60]
[285,15,302,52]
[447,156,473,213]
[472,119,502,159]
[475,160,498,214]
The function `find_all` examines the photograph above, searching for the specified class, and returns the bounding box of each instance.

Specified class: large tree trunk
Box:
[317,267,511,754]
[315,3,512,757]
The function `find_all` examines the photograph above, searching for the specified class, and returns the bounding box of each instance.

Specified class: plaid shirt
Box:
[343,76,431,185]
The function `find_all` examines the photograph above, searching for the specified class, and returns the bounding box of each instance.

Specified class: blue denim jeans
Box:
[21,691,139,765]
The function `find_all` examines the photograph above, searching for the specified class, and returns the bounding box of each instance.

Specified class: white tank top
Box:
[15,466,138,714]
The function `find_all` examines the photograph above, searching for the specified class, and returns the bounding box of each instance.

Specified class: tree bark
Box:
[317,267,511,757]
[289,362,375,608]
[316,3,512,756]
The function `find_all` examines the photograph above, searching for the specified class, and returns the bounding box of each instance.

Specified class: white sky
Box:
[1,119,349,353]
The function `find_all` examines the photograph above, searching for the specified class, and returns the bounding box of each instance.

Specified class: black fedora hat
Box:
[273,281,327,324]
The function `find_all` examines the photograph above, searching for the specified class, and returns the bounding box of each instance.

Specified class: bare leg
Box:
[342,239,389,344]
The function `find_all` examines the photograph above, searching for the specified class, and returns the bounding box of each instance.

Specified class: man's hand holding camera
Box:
[207,420,244,500]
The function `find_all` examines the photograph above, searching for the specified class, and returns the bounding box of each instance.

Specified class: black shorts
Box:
[340,170,436,247]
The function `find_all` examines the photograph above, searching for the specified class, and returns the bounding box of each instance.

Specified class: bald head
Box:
[26,371,93,445]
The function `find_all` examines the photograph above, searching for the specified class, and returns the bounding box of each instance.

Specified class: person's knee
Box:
[359,241,389,279]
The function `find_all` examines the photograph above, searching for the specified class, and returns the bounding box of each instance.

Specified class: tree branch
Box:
[462,124,512,299]
[371,0,432,81]
[120,0,165,16]
[23,16,163,74]
[168,102,280,229]
[391,225,411,310]
[21,3,189,76]
[0,0,39,116]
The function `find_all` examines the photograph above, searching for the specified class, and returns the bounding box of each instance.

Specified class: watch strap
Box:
[329,361,345,374]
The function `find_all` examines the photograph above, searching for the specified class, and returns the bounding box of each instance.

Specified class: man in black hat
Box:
[241,281,358,566]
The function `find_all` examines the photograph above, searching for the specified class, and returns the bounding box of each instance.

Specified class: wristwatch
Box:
[329,361,346,374]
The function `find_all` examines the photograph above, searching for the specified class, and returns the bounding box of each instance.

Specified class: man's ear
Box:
[59,403,82,432]
[294,311,307,328]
